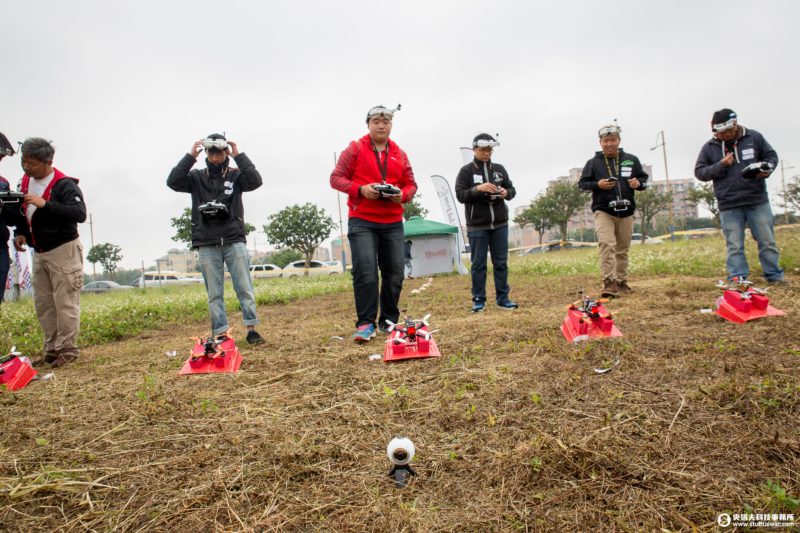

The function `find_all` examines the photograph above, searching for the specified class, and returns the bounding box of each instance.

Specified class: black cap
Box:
[206,133,226,141]
[711,108,737,126]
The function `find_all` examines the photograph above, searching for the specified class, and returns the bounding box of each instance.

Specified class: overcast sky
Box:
[3,0,798,270]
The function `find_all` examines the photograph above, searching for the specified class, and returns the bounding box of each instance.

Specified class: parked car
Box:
[282,260,341,277]
[250,263,283,278]
[131,271,203,288]
[82,280,134,293]
[631,233,663,245]
[519,240,597,255]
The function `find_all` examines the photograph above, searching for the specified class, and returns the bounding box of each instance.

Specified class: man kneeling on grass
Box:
[167,134,265,345]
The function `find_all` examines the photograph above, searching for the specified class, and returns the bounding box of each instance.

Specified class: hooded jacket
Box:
[694,126,778,211]
[167,152,262,248]
[454,159,516,231]
[578,150,648,218]
[330,134,417,224]
[13,169,86,253]
[0,176,14,245]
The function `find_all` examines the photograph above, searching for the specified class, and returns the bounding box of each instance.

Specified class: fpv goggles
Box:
[366,104,401,123]
[202,138,229,151]
[598,125,622,138]
[712,118,736,133]
[473,139,500,148]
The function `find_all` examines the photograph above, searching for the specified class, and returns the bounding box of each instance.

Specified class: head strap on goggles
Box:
[366,104,401,122]
[598,125,622,138]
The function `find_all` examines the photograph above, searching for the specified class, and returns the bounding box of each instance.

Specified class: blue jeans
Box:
[348,217,405,328]
[0,245,9,304]
[198,241,259,335]
[719,201,783,281]
[468,225,510,304]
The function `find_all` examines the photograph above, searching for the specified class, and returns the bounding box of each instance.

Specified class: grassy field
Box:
[1,229,798,531]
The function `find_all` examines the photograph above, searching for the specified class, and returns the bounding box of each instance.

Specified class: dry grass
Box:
[1,271,799,531]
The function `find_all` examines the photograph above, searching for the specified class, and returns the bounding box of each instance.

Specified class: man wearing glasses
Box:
[695,109,784,284]
[330,105,417,342]
[455,133,518,312]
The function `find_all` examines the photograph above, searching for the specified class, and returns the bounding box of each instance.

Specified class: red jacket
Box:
[330,135,416,223]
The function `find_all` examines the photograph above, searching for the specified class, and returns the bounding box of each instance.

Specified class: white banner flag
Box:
[429,174,468,274]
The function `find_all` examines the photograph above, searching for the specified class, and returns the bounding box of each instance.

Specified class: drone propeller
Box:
[8,346,21,356]
[384,320,397,332]
[417,329,440,340]
[392,337,409,344]
[421,314,431,326]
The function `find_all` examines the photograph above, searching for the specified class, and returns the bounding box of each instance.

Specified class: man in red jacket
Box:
[330,105,417,342]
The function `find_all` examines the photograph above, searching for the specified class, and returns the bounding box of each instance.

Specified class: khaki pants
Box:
[32,239,83,359]
[593,211,634,282]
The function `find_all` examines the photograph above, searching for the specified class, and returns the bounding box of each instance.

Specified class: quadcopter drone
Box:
[714,277,784,323]
[179,329,243,375]
[383,312,442,362]
[561,289,623,342]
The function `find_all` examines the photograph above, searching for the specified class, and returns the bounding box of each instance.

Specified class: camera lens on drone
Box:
[393,449,408,462]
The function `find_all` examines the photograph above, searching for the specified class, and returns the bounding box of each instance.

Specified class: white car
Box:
[132,271,203,287]
[631,233,663,245]
[250,263,283,278]
[282,260,341,277]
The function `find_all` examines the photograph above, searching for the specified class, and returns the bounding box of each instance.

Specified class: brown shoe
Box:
[617,280,633,293]
[50,353,78,368]
[601,279,619,298]
[32,354,58,368]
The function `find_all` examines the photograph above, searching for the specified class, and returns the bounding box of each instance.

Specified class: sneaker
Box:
[353,323,376,343]
[601,279,619,298]
[767,279,788,286]
[617,280,633,293]
[471,300,486,313]
[497,300,519,310]
[50,353,78,368]
[246,330,265,345]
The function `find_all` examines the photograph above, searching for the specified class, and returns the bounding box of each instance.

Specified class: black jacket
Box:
[13,176,86,253]
[0,176,13,245]
[694,127,777,211]
[578,150,648,218]
[454,159,516,231]
[167,153,262,248]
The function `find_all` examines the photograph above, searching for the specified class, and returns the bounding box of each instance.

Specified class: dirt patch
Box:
[1,273,798,531]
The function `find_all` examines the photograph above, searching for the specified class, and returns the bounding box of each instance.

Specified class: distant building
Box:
[157,248,199,273]
[330,238,351,265]
[647,178,698,221]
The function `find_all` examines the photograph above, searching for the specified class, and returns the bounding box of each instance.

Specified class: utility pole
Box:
[780,160,794,225]
[650,131,674,240]
[334,151,347,272]
[89,213,96,277]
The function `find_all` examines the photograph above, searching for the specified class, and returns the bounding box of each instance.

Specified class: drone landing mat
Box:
[384,338,442,362]
[0,357,38,392]
[715,299,785,324]
[179,340,243,375]
[561,316,623,343]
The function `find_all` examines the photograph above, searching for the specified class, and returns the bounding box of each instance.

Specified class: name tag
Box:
[741,148,755,160]
[621,168,632,178]
[473,174,483,184]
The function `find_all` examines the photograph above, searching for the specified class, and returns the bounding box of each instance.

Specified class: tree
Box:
[403,194,428,221]
[687,183,720,229]
[270,248,303,268]
[264,203,335,274]
[782,175,800,214]
[171,208,256,248]
[635,188,673,241]
[514,194,555,244]
[87,243,123,279]
[542,179,587,240]
[170,208,193,248]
